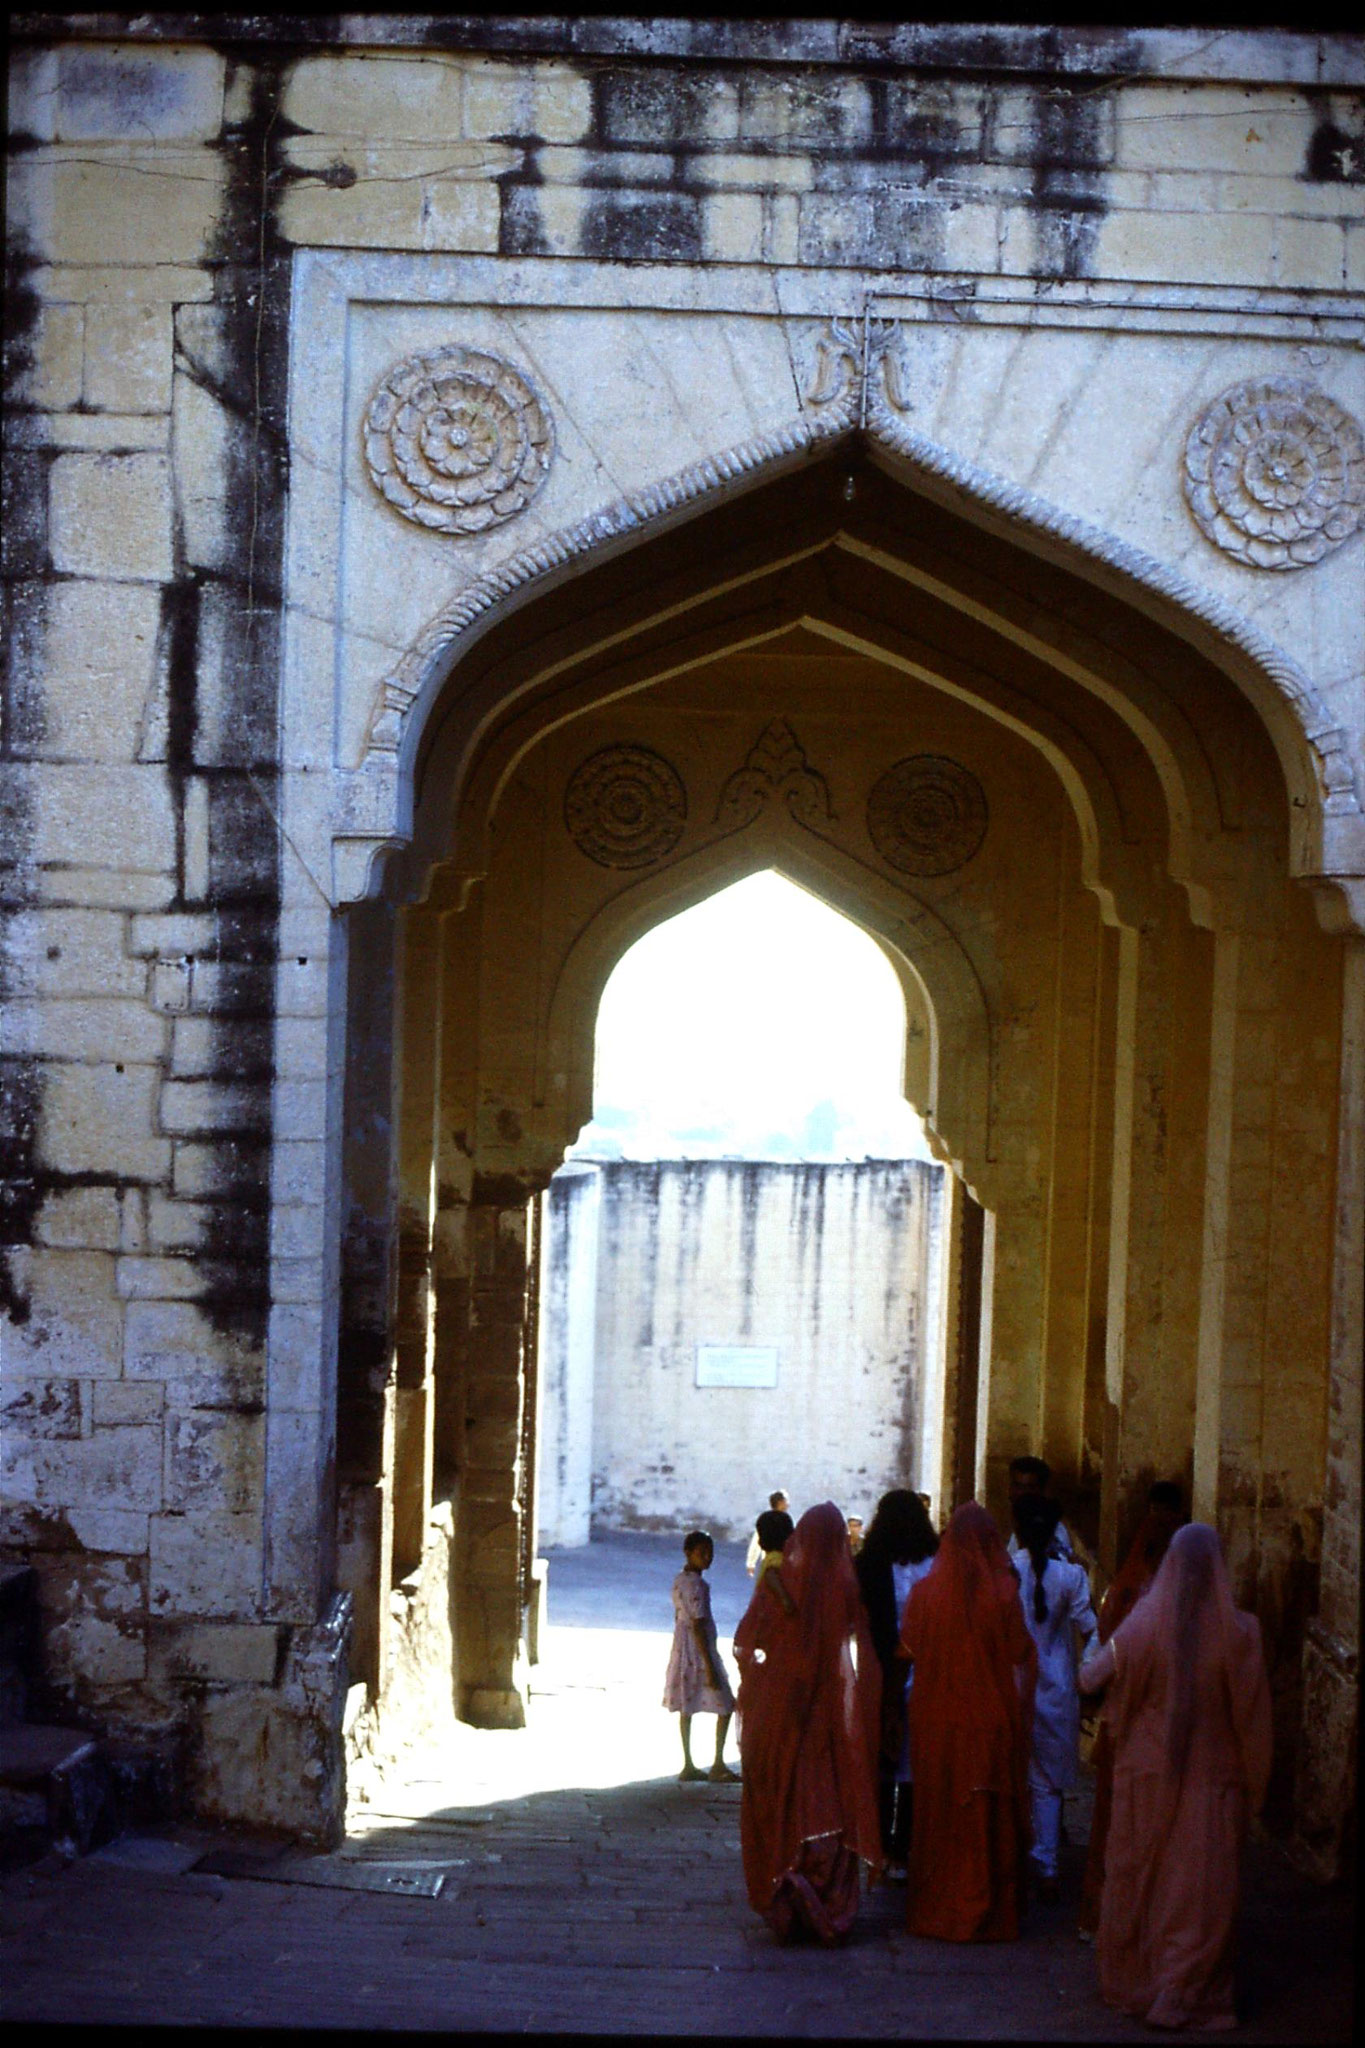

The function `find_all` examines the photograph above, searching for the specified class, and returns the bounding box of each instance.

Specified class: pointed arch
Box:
[358,395,1357,909]
[538,822,995,1202]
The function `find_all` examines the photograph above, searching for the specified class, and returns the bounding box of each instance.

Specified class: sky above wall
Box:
[573,870,933,1163]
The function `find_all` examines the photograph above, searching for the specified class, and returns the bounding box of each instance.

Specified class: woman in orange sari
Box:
[1077,1485,1184,1939]
[899,1501,1037,1941]
[1079,1523,1271,2031]
[734,1501,882,1944]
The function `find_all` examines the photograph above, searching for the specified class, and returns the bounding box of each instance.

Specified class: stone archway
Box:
[334,442,1360,1870]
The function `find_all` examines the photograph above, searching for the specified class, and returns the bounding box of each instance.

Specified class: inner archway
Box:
[535,869,949,1561]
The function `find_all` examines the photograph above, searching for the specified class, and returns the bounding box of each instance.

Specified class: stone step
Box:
[0,1722,99,1784]
[0,1723,112,1858]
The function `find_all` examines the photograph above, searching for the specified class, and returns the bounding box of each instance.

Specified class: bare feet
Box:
[708,1762,740,1782]
[679,1762,706,1782]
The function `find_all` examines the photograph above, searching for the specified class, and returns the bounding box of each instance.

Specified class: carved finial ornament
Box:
[867,756,988,877]
[806,315,910,419]
[715,720,834,831]
[364,345,554,535]
[1183,378,1364,571]
[564,746,687,869]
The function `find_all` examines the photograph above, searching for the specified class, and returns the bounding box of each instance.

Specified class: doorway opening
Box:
[534,869,951,1568]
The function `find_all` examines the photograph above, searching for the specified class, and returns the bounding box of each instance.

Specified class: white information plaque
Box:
[695,1344,778,1389]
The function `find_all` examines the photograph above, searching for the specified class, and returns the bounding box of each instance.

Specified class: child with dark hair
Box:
[753,1508,794,1583]
[1012,1493,1097,1903]
[746,1490,791,1575]
[663,1529,738,1782]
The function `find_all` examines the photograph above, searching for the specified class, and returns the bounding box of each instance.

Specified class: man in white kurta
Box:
[1013,1500,1098,1896]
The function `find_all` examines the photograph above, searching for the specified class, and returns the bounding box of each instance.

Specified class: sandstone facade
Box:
[2,20,1362,1867]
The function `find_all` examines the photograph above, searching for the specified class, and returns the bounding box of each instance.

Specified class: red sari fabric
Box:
[1079,1509,1181,1936]
[734,1502,882,1943]
[899,1502,1037,1941]
[1097,1523,1271,2030]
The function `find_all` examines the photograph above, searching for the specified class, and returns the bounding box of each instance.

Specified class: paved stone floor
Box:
[0,1535,1354,2037]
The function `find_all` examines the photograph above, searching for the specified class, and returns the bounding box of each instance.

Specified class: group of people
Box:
[661,1462,1272,2032]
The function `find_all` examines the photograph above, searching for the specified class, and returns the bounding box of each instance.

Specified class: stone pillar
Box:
[391,909,439,1582]
[1191,930,1239,1523]
[456,1188,536,1727]
[1039,880,1104,1509]
[333,899,398,1696]
[1103,906,1215,1560]
[1292,935,1364,1880]
[939,1183,986,1516]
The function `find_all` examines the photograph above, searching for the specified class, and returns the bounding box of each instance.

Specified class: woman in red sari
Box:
[899,1501,1037,1941]
[734,1501,882,1944]
[1080,1522,1271,2031]
[1077,1486,1184,1939]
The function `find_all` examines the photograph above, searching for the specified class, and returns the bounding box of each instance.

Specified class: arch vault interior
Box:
[336,447,1348,1831]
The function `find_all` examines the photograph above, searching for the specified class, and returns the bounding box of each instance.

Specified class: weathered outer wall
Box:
[537,1158,943,1546]
[2,20,1362,1851]
[3,36,350,1836]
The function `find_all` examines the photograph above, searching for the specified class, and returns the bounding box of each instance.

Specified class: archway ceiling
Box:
[403,457,1291,932]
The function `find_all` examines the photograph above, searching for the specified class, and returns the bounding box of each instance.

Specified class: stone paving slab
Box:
[2,1784,1351,2037]
[0,1542,1353,2036]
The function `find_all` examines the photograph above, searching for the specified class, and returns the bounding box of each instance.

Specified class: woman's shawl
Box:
[734,1501,882,1910]
[899,1501,1036,1809]
[1105,1521,1271,1805]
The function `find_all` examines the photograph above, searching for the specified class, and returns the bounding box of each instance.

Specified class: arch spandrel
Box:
[350,402,1359,925]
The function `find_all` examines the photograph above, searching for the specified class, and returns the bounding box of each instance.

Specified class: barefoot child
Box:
[663,1530,738,1782]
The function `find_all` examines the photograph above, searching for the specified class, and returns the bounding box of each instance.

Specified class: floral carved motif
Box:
[364,345,554,535]
[563,745,687,869]
[715,720,834,831]
[1182,378,1365,571]
[867,756,988,877]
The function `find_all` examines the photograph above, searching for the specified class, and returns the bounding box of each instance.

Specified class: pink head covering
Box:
[1108,1521,1271,1798]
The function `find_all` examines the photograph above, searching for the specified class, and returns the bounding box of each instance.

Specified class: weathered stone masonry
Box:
[2,20,1363,1870]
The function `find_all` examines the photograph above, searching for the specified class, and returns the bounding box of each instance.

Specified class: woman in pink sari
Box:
[1079,1522,1271,2031]
[733,1501,882,1944]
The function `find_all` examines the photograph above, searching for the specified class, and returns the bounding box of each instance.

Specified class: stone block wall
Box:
[2,20,1362,1855]
[537,1158,944,1546]
[3,36,348,1835]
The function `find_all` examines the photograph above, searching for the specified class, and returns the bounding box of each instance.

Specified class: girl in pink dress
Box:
[663,1530,738,1782]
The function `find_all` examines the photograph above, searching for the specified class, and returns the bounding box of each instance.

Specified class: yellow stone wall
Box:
[3,23,1362,1857]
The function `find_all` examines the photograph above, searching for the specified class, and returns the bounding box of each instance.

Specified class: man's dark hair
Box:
[768,1489,788,1510]
[755,1509,794,1552]
[1009,1454,1051,1487]
[1013,1493,1062,1621]
[683,1529,712,1556]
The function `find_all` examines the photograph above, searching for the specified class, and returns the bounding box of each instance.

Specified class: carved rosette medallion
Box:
[1183,378,1365,570]
[564,746,687,869]
[867,756,987,877]
[363,346,554,535]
